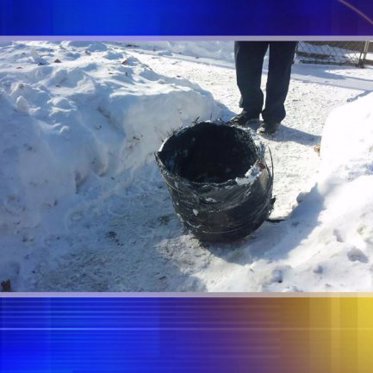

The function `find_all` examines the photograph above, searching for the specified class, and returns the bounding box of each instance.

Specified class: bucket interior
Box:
[158,123,258,183]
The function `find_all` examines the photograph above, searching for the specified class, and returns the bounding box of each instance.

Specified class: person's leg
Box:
[262,41,297,125]
[234,41,269,120]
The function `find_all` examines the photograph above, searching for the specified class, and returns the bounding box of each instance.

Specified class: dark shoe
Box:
[230,111,260,129]
[257,121,280,136]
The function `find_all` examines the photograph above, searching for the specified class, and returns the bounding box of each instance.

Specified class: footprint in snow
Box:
[313,264,323,274]
[347,248,369,263]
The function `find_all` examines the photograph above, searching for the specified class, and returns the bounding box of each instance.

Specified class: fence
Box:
[296,41,371,67]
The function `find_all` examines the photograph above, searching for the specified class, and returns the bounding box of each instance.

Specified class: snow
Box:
[0,41,372,292]
[235,164,262,186]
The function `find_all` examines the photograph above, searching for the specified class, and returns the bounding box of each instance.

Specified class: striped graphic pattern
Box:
[1,296,373,372]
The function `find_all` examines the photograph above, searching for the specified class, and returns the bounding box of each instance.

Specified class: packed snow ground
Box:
[0,41,372,292]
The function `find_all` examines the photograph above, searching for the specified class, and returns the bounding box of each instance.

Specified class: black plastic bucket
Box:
[155,122,274,242]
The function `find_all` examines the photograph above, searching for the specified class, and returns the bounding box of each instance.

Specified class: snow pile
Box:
[319,94,373,186]
[0,41,221,288]
[307,93,373,289]
[121,41,234,62]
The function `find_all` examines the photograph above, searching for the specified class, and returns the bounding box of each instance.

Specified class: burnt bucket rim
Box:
[155,121,271,187]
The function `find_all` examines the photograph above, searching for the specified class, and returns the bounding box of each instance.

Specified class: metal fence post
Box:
[358,41,370,67]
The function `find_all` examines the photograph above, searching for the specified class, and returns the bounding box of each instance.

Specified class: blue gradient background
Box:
[2,296,373,373]
[0,0,372,36]
[0,297,281,373]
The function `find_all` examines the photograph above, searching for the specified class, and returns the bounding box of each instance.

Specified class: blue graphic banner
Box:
[0,296,278,373]
[0,0,372,36]
[3,296,373,372]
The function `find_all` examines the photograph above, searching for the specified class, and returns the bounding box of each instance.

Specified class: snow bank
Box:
[319,93,373,187]
[0,41,222,285]
[120,41,235,62]
[277,93,373,291]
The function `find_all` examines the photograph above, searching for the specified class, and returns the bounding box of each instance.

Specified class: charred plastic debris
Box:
[156,122,274,242]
